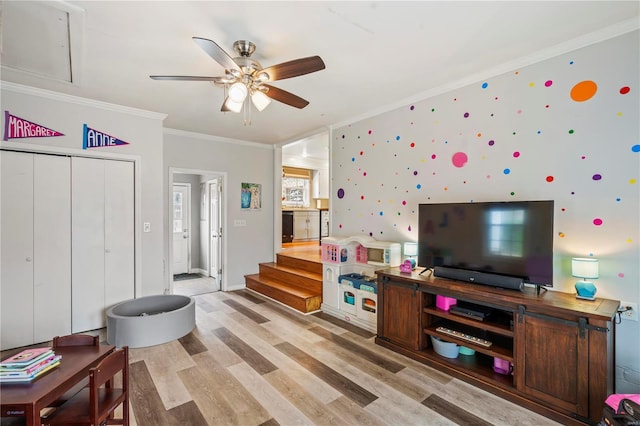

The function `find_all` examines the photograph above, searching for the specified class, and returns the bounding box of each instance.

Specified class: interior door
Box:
[209,179,222,290]
[172,184,190,275]
[1,151,35,349]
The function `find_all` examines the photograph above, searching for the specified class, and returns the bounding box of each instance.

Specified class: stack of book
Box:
[0,347,62,383]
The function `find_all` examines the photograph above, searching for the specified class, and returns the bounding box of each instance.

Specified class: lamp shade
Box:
[404,242,418,257]
[251,90,271,111]
[223,97,243,113]
[571,257,599,279]
[228,82,248,103]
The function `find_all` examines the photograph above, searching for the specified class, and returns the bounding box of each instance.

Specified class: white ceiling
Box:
[1,1,638,147]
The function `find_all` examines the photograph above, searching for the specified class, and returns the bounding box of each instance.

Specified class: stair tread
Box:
[260,262,322,280]
[245,274,320,298]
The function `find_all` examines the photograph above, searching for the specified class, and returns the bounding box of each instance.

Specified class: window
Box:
[486,208,525,257]
[282,167,312,208]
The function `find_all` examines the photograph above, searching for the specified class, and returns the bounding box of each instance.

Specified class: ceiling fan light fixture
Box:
[223,96,243,113]
[228,82,248,102]
[251,90,271,111]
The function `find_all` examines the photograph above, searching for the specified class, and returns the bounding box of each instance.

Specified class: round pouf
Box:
[107,295,195,348]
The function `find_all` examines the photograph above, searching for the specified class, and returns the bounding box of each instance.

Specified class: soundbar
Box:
[433,266,524,291]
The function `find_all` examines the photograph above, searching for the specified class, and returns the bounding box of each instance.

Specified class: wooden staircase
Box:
[244,250,322,314]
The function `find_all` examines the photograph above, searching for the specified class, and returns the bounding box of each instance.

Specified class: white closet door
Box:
[72,157,105,332]
[1,151,35,349]
[104,160,134,308]
[33,154,71,342]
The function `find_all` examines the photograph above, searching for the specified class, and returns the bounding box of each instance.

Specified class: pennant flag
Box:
[4,111,64,141]
[83,124,130,149]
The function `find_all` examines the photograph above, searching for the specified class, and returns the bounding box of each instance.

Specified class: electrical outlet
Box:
[620,302,638,321]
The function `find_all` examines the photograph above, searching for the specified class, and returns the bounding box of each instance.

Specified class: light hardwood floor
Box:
[122,289,560,426]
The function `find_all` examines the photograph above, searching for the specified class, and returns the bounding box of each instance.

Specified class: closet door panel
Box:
[104,160,135,307]
[1,151,35,349]
[72,157,105,332]
[33,154,71,342]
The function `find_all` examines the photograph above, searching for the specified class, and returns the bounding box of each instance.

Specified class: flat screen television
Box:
[418,200,554,289]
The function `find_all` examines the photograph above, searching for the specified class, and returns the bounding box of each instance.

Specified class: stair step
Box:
[245,274,322,313]
[276,253,322,275]
[258,262,322,294]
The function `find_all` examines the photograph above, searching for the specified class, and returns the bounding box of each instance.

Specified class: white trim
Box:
[1,81,167,121]
[169,167,228,292]
[331,19,640,131]
[172,182,192,275]
[163,127,272,149]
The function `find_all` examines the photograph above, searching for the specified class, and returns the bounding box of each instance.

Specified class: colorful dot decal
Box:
[337,188,344,199]
[592,174,602,181]
[452,152,468,168]
[570,80,598,102]
[546,176,554,182]
[620,86,630,95]
[593,218,603,226]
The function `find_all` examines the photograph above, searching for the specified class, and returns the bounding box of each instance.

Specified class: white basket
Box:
[431,335,460,359]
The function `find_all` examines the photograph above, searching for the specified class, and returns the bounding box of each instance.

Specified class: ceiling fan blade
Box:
[150,75,219,81]
[192,37,240,72]
[259,56,325,81]
[263,84,309,109]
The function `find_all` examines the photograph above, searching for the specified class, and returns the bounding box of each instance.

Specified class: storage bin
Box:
[430,335,459,359]
[459,346,476,356]
[493,357,513,375]
[436,295,457,311]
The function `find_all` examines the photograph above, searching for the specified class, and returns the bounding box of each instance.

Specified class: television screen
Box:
[418,200,554,287]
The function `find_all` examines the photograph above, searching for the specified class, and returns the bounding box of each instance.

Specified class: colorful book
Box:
[1,355,61,378]
[0,359,61,383]
[1,347,53,368]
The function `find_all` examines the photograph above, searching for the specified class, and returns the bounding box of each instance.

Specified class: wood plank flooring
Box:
[122,290,560,426]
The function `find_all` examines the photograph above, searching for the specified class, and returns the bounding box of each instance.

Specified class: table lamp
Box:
[404,242,418,269]
[572,257,599,300]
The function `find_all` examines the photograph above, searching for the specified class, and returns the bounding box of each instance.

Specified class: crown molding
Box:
[163,127,273,150]
[332,19,639,131]
[1,81,167,121]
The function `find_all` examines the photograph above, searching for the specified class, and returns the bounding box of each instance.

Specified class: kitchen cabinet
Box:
[293,210,320,241]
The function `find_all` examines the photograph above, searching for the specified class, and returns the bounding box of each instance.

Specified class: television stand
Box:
[376,268,619,425]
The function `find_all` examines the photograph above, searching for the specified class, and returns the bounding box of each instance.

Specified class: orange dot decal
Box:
[570,80,597,102]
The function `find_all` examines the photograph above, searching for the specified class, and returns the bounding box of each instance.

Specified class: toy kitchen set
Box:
[321,235,401,331]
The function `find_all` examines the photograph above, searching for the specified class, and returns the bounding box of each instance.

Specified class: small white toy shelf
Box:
[320,235,401,332]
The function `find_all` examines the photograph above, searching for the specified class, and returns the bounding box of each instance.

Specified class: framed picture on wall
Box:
[241,182,261,210]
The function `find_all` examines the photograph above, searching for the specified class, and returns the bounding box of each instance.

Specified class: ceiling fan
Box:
[150,37,325,113]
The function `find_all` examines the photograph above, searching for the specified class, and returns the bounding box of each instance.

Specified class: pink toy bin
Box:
[436,295,457,311]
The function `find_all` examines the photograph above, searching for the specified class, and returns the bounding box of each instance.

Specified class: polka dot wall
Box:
[331,31,639,297]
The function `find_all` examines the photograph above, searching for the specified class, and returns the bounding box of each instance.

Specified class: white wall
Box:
[330,31,639,392]
[163,129,274,290]
[1,82,166,297]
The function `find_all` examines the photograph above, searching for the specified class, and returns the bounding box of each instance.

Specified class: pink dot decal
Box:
[464,112,470,118]
[593,218,603,226]
[451,152,468,168]
[513,151,520,158]
[368,130,372,134]
[618,272,625,278]
[402,200,407,206]
[545,80,553,87]
[431,154,436,159]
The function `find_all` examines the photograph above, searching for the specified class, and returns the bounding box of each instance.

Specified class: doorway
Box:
[171,171,224,296]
